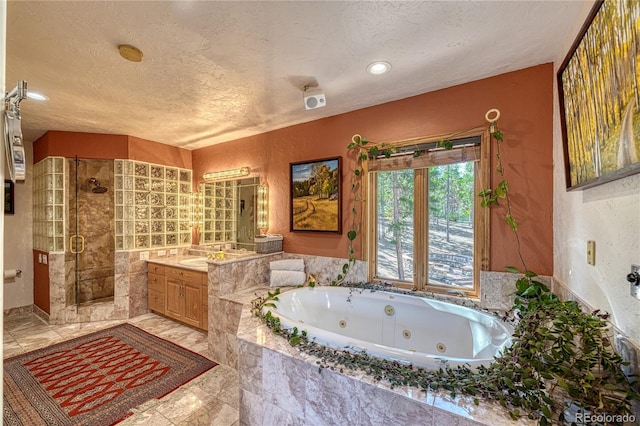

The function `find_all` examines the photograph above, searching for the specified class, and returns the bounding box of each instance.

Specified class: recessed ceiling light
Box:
[27,91,49,101]
[367,61,392,75]
[118,44,144,62]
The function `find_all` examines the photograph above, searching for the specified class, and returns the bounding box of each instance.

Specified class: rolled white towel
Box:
[269,259,305,272]
[270,270,306,287]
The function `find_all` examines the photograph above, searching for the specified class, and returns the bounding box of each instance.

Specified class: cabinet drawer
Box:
[148,263,165,275]
[148,273,165,292]
[166,267,204,284]
[148,289,165,313]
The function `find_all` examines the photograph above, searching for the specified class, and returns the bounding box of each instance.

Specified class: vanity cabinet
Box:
[148,265,165,314]
[164,266,205,329]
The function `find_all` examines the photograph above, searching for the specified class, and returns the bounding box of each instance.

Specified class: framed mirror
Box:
[199,177,260,250]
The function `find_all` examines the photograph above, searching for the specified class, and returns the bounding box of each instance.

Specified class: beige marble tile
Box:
[4,314,50,333]
[177,399,238,426]
[119,408,174,426]
[3,341,26,358]
[305,366,362,425]
[3,331,17,345]
[11,329,64,348]
[217,384,240,410]
[155,384,218,424]
[239,389,264,426]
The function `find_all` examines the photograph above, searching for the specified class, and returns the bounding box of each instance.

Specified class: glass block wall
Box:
[33,157,65,252]
[201,181,237,244]
[114,160,192,250]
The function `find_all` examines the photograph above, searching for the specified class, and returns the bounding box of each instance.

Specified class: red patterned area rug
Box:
[3,323,217,425]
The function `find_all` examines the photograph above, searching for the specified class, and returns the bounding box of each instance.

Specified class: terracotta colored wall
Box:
[33,131,128,163]
[33,131,192,169]
[33,249,50,314]
[193,64,554,274]
[127,136,192,169]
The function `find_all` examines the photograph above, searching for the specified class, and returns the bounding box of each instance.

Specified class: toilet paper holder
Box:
[4,269,22,279]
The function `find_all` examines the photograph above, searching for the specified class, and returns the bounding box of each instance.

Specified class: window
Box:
[366,131,490,296]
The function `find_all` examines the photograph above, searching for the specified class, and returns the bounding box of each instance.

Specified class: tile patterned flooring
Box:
[3,312,239,425]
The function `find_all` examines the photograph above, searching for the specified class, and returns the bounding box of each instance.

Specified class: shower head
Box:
[89,177,108,193]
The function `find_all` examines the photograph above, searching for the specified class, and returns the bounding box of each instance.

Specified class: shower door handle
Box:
[70,234,85,254]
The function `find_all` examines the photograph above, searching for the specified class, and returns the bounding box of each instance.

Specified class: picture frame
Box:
[290,156,342,233]
[558,0,640,190]
[4,180,14,214]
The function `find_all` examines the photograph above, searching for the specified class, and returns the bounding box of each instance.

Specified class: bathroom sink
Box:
[205,250,257,261]
[178,257,209,268]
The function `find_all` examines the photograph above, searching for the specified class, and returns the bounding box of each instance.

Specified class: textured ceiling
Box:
[6,1,590,150]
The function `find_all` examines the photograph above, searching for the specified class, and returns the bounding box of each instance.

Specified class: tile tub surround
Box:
[210,286,270,368]
[207,253,281,367]
[205,253,367,368]
[237,304,536,426]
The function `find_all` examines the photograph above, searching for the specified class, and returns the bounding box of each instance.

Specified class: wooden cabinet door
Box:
[148,289,165,313]
[165,277,183,320]
[183,281,201,328]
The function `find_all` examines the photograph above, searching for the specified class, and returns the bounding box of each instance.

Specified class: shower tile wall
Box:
[32,157,65,252]
[65,159,115,305]
[114,160,193,250]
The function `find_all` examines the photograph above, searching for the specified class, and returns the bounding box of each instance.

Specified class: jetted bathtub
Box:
[266,286,513,370]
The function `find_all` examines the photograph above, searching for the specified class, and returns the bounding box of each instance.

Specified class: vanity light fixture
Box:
[366,61,392,75]
[203,166,250,182]
[257,183,269,233]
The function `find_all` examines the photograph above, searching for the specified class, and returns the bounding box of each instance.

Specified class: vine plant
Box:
[253,118,640,424]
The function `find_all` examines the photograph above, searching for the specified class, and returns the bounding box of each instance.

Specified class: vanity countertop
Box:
[147,256,209,272]
[147,251,283,272]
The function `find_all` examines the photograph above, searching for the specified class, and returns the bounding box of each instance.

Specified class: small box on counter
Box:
[255,234,283,254]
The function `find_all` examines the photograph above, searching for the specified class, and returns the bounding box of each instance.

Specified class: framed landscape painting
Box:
[558,0,640,190]
[290,157,341,233]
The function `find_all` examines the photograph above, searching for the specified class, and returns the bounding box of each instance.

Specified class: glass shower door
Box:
[67,158,115,306]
